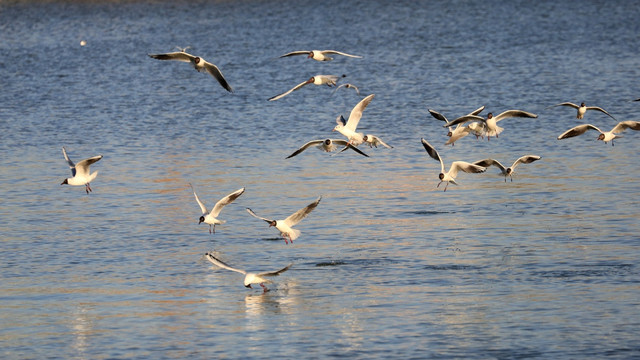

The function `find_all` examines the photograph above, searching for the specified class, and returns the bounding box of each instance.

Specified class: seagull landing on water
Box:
[278,50,362,62]
[557,121,640,146]
[60,147,103,194]
[190,184,245,234]
[420,138,486,191]
[547,102,616,120]
[204,252,292,292]
[286,139,369,159]
[268,75,342,101]
[148,49,233,92]
[333,93,375,146]
[473,155,541,182]
[246,196,322,244]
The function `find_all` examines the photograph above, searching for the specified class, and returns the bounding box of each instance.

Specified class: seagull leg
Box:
[283,235,289,245]
[209,225,212,234]
[213,224,216,234]
[260,283,269,293]
[444,182,449,192]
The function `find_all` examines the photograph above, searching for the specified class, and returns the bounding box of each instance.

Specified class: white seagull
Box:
[556,121,640,146]
[446,109,538,140]
[190,184,245,234]
[148,49,233,92]
[286,139,369,159]
[279,50,362,61]
[333,93,375,146]
[60,147,103,194]
[332,83,361,96]
[246,196,322,244]
[362,134,393,149]
[268,75,341,101]
[428,106,485,146]
[420,138,486,191]
[473,155,541,182]
[204,252,292,292]
[547,102,615,120]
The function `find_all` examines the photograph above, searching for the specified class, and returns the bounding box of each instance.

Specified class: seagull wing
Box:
[369,135,393,148]
[557,124,602,139]
[585,106,616,120]
[611,120,640,134]
[284,196,322,227]
[428,109,448,123]
[189,183,208,215]
[246,208,274,224]
[473,158,506,172]
[203,61,233,92]
[468,105,485,116]
[547,102,579,110]
[279,50,311,58]
[446,114,485,127]
[257,263,293,277]
[321,50,363,58]
[511,155,541,169]
[345,94,375,131]
[286,140,325,159]
[205,253,247,275]
[268,80,311,101]
[337,141,370,157]
[420,138,445,173]
[493,110,538,122]
[74,155,102,177]
[449,161,486,178]
[62,147,76,176]
[148,51,196,63]
[211,188,245,217]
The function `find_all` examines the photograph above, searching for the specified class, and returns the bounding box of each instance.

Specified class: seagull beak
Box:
[245,284,252,288]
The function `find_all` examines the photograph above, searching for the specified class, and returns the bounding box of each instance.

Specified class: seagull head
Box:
[487,112,493,119]
[268,220,277,227]
[198,216,205,224]
[439,173,445,180]
[61,179,68,185]
[506,168,513,175]
[324,139,332,146]
[306,76,315,84]
[245,284,252,288]
[192,57,201,65]
[597,133,605,141]
[307,51,314,58]
[446,131,453,137]
[580,102,586,107]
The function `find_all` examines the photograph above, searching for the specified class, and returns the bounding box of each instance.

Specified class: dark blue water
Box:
[1,0,639,358]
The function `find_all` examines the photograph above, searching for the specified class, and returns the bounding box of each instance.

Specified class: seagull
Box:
[190,184,245,234]
[268,75,341,101]
[428,106,485,146]
[278,50,362,62]
[333,94,375,146]
[60,147,103,194]
[547,102,615,120]
[332,83,361,96]
[148,49,233,92]
[446,109,538,140]
[420,138,486,191]
[246,196,322,244]
[286,139,369,159]
[473,155,541,182]
[556,121,640,146]
[204,252,292,292]
[362,134,393,149]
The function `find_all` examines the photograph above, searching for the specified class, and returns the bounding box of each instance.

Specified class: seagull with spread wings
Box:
[246,196,322,244]
[420,138,486,191]
[473,155,541,182]
[190,184,245,234]
[557,121,640,146]
[333,94,375,146]
[279,49,362,61]
[205,252,292,292]
[547,102,615,120]
[148,49,233,92]
[268,75,340,101]
[60,147,103,194]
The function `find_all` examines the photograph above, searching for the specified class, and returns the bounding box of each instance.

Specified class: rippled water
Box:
[1,0,640,358]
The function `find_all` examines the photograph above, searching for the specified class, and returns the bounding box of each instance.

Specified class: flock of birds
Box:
[59,47,640,291]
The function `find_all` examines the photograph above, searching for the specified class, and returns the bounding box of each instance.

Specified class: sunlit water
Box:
[1,0,639,358]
